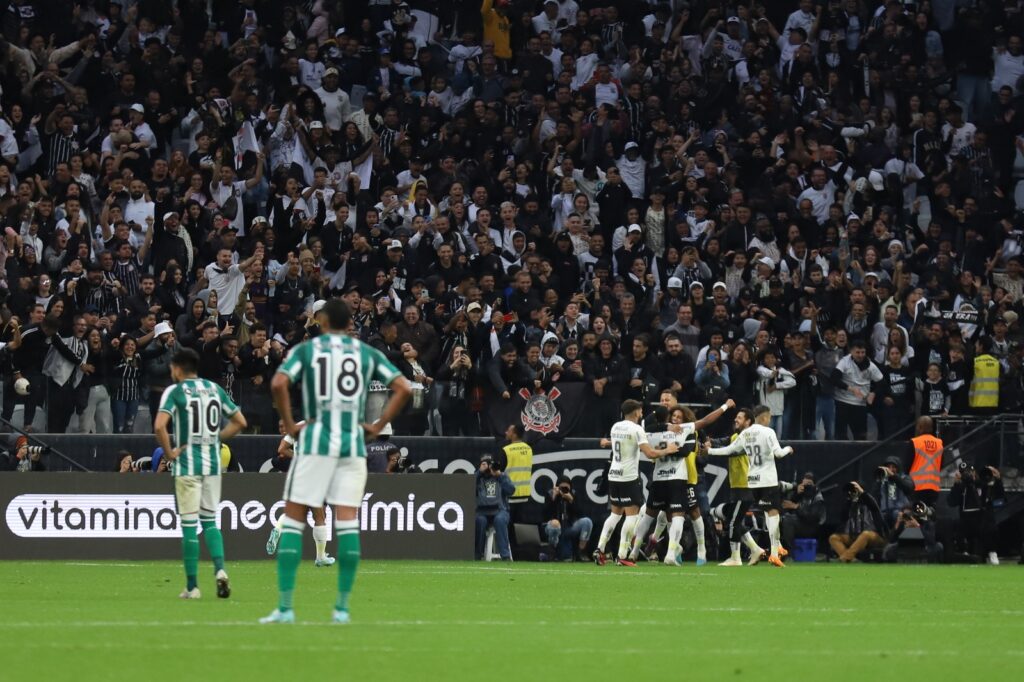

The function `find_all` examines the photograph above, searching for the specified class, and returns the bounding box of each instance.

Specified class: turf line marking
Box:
[65,562,145,568]
[5,640,1024,659]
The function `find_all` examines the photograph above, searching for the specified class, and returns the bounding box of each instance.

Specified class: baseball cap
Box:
[798,319,813,333]
[690,281,704,290]
[624,141,639,151]
[846,213,861,225]
[727,16,741,24]
[129,103,144,113]
[627,223,642,234]
[466,302,482,313]
[324,67,339,77]
[252,215,268,225]
[667,276,683,289]
[864,271,881,280]
[162,211,178,222]
[757,256,775,268]
[387,239,403,250]
[883,455,902,468]
[309,120,325,130]
[311,299,327,314]
[712,281,727,291]
[868,170,885,192]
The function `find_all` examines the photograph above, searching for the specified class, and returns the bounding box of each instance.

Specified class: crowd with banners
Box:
[0,0,1021,442]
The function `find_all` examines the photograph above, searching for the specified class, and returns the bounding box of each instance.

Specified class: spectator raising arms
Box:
[0,1,1019,439]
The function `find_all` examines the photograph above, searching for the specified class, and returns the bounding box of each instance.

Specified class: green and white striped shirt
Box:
[277,333,401,458]
[158,378,239,476]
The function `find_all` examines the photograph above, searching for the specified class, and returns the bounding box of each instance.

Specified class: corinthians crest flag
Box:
[485,384,588,442]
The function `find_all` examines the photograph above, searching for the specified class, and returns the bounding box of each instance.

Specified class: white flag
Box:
[233,121,260,170]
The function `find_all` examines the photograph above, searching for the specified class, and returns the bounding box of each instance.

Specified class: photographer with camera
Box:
[875,456,915,528]
[883,501,943,563]
[948,462,1005,565]
[543,475,593,561]
[829,481,888,562]
[779,472,825,551]
[474,453,515,561]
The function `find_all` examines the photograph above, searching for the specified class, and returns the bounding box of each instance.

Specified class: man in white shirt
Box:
[617,142,646,198]
[128,104,157,152]
[315,68,352,133]
[993,36,1024,94]
[210,150,265,235]
[594,399,679,566]
[797,167,836,225]
[784,0,816,39]
[123,179,155,248]
[942,104,976,159]
[532,1,561,42]
[204,244,264,316]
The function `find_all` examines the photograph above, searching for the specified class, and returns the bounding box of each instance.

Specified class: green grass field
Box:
[1,560,1022,681]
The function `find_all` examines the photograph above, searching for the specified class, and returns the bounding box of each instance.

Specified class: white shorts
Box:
[174,475,222,517]
[283,455,367,508]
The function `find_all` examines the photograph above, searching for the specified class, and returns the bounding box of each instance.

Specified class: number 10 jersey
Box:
[277,333,401,458]
[158,378,239,476]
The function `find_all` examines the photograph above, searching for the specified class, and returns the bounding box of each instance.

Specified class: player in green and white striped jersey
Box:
[154,348,247,600]
[261,300,411,625]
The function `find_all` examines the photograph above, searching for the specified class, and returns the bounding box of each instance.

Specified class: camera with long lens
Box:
[845,481,861,500]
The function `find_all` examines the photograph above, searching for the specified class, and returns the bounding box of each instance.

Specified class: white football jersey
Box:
[708,423,791,488]
[608,420,648,482]
[648,424,697,482]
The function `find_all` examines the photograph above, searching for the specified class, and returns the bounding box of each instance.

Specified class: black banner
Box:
[6,435,918,530]
[0,473,474,560]
[484,383,589,443]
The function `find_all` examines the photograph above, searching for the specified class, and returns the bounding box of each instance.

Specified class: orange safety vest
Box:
[909,435,943,491]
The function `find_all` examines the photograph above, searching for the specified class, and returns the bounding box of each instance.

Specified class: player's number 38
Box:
[314,354,362,401]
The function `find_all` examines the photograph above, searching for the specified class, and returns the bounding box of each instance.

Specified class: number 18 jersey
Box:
[709,423,790,488]
[277,333,401,459]
[158,378,239,476]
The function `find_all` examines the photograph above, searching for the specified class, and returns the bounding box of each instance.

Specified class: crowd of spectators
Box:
[0,0,1022,440]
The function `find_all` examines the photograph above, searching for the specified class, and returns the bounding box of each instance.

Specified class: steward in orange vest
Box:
[908,416,943,506]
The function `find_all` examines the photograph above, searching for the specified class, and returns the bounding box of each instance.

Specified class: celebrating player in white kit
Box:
[704,405,793,567]
[266,420,335,567]
[595,399,680,566]
[633,399,735,566]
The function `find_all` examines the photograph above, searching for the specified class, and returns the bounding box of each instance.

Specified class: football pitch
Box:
[2,560,1022,681]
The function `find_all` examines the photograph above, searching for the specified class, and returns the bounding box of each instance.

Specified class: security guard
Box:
[501,424,534,518]
[968,336,1001,414]
[908,416,943,506]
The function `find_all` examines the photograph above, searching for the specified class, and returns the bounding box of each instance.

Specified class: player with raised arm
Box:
[630,399,735,566]
[704,405,793,567]
[261,300,411,624]
[154,348,248,599]
[265,419,335,567]
[594,399,680,566]
[704,408,767,566]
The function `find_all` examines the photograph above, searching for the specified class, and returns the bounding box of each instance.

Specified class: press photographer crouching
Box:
[883,501,943,563]
[0,435,49,471]
[948,462,1005,565]
[543,476,593,561]
[876,455,942,562]
[829,482,887,562]
[474,454,514,561]
[779,472,825,551]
